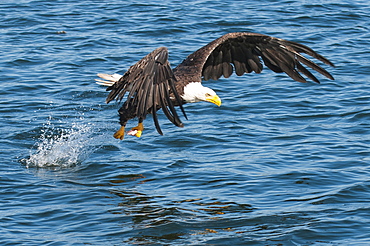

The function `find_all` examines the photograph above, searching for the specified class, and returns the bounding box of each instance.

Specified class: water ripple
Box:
[1,0,370,245]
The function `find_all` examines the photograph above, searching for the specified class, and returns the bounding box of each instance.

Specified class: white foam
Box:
[23,121,101,168]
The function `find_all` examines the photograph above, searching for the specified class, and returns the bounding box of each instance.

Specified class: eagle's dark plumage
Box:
[96,32,335,139]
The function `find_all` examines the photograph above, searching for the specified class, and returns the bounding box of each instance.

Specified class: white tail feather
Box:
[95,73,122,86]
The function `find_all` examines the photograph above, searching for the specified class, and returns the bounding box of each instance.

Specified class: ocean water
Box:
[1,0,370,245]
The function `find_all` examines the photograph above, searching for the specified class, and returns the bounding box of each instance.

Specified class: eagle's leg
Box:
[128,118,144,138]
[113,102,136,140]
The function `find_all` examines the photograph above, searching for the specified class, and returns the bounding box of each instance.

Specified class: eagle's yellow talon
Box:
[131,123,144,138]
[135,131,142,138]
[113,126,125,140]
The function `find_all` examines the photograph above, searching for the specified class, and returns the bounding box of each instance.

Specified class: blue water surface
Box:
[1,0,370,245]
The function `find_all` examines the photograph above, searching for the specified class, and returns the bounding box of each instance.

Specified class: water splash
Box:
[23,121,102,168]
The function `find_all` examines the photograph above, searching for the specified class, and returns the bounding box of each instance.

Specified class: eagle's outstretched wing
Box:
[105,47,186,135]
[174,32,334,83]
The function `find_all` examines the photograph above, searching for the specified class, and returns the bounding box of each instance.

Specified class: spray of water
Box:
[23,121,102,168]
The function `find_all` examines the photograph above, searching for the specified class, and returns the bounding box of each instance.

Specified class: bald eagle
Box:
[96,32,334,139]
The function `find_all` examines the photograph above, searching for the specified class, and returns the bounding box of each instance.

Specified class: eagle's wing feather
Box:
[174,32,334,83]
[105,47,185,135]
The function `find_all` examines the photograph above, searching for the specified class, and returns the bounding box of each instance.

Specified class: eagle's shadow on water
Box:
[106,174,256,245]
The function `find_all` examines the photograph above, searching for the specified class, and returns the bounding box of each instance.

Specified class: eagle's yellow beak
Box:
[205,94,222,107]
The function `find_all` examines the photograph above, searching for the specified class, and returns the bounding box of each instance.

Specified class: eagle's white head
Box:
[181,82,221,106]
